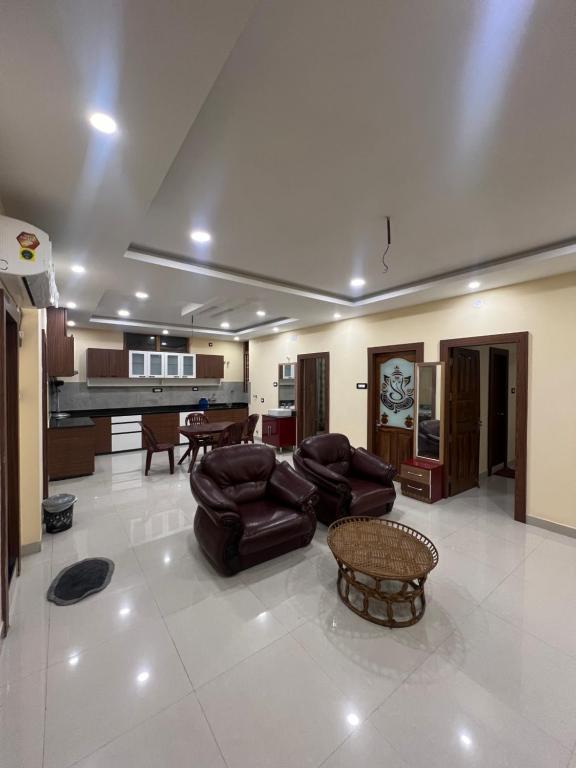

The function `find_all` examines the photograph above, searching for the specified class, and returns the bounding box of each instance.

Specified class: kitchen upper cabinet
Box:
[129,350,147,378]
[86,348,129,378]
[148,352,165,378]
[196,354,224,379]
[46,307,75,377]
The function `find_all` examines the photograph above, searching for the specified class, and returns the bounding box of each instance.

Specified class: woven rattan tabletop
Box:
[327,517,438,580]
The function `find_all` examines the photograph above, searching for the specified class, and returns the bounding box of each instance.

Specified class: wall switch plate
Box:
[193,386,199,391]
[273,382,278,387]
[356,382,368,389]
[152,387,163,393]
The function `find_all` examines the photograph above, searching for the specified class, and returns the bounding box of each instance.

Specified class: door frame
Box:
[0,290,20,636]
[296,352,330,444]
[487,347,509,476]
[367,343,424,453]
[439,332,528,523]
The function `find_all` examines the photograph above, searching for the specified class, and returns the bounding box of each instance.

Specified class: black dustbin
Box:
[42,493,77,533]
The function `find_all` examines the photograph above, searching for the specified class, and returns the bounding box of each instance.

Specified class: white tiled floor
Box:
[2,446,576,767]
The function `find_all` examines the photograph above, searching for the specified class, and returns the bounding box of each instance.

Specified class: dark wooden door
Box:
[449,347,480,495]
[488,347,509,474]
[369,347,421,475]
[296,353,329,443]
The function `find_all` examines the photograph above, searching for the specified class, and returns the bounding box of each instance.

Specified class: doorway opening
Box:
[296,352,329,443]
[367,343,424,476]
[440,332,528,523]
[0,290,20,636]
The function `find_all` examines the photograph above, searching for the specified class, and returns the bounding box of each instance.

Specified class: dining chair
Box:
[142,423,175,476]
[241,413,259,444]
[178,412,209,466]
[218,421,244,447]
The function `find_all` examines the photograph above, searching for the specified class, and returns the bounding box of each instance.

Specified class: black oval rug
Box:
[47,558,115,605]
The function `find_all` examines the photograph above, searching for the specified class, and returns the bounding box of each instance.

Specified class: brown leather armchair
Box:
[293,433,396,525]
[190,444,318,575]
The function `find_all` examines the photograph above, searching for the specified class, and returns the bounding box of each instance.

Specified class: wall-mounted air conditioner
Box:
[0,214,59,308]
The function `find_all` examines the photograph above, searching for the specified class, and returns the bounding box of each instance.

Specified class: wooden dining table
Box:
[178,421,234,472]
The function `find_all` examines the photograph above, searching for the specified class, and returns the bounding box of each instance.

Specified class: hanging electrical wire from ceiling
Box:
[382,216,391,273]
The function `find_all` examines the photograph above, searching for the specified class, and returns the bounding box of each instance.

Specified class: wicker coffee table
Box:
[327,517,439,628]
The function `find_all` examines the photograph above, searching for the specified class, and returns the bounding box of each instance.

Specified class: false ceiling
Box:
[1,0,575,337]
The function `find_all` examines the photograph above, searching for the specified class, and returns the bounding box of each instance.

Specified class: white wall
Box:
[249,272,576,530]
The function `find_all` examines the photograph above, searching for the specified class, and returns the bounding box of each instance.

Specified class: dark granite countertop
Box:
[49,416,95,429]
[62,403,249,419]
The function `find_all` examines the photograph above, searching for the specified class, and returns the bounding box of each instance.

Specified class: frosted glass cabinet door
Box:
[148,352,164,378]
[166,354,180,377]
[181,354,195,378]
[129,351,147,378]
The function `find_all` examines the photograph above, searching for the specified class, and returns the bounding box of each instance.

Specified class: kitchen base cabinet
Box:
[48,426,95,480]
[261,414,296,449]
[93,417,112,454]
[141,412,179,447]
[204,407,248,424]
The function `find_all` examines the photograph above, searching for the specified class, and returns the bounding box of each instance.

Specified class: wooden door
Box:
[448,347,480,495]
[368,345,423,475]
[488,347,509,474]
[296,353,329,443]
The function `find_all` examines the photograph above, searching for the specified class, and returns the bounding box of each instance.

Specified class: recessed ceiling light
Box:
[256,310,266,317]
[220,322,230,329]
[346,713,361,727]
[117,309,130,318]
[234,336,240,341]
[136,670,150,684]
[350,277,365,288]
[162,329,169,335]
[468,280,481,290]
[89,112,118,134]
[66,301,77,309]
[190,230,212,244]
[68,655,80,667]
[333,312,341,319]
[71,264,85,274]
[135,291,149,300]
[273,327,279,333]
[67,320,76,327]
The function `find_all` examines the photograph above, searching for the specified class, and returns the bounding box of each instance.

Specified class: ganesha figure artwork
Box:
[379,357,415,428]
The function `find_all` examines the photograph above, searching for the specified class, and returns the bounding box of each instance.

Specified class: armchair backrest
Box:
[297,433,352,476]
[200,443,276,504]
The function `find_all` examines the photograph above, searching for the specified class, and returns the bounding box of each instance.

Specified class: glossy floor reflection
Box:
[2,447,576,767]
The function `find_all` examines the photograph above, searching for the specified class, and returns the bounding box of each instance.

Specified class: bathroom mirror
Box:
[415,362,445,462]
[277,362,296,408]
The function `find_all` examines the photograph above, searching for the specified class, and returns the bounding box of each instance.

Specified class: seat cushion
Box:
[238,499,309,556]
[348,476,395,516]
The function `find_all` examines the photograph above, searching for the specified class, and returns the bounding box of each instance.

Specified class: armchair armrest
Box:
[300,457,351,495]
[268,462,318,509]
[190,472,241,528]
[350,448,396,485]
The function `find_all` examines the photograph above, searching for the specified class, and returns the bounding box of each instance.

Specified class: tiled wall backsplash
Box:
[54,382,249,412]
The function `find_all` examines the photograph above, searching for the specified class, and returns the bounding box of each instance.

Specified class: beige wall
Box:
[18,308,44,549]
[249,272,576,530]
[71,328,245,382]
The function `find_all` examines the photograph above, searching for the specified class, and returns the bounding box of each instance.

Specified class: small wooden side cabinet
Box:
[400,458,443,504]
[261,414,296,449]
